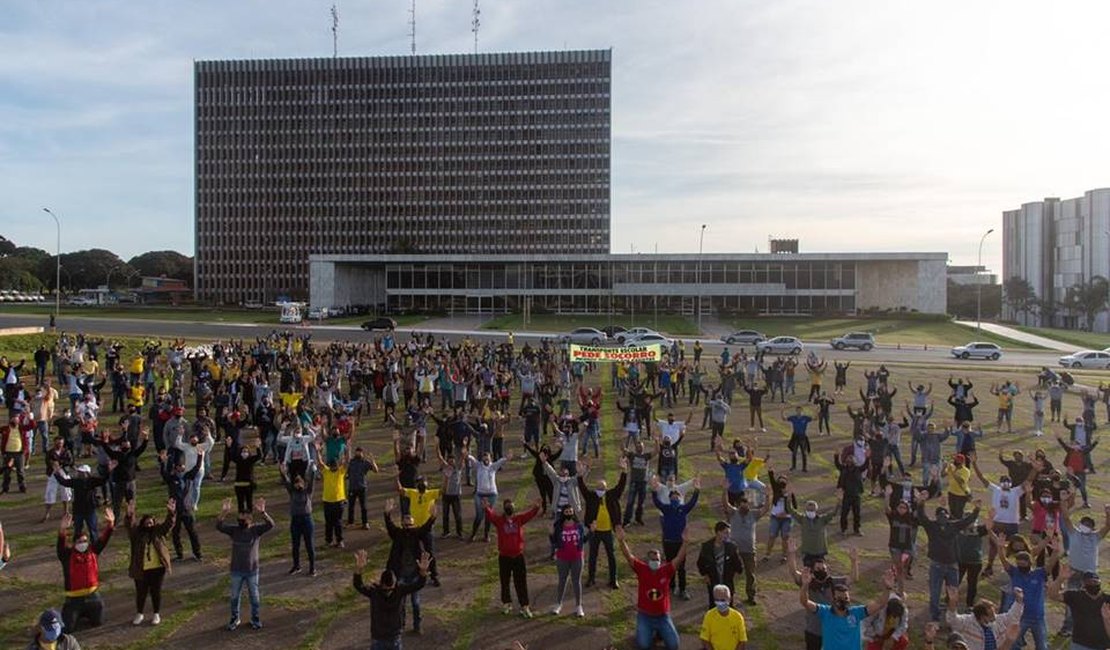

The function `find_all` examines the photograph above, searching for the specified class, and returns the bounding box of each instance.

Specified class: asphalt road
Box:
[0,312,1071,369]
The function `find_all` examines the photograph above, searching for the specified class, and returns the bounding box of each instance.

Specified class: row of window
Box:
[386,293,857,316]
[197,88,610,108]
[197,62,609,89]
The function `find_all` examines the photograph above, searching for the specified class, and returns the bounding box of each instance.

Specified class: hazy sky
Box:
[3,0,1109,274]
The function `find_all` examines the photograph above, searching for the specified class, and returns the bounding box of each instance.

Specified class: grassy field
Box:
[481,313,700,335]
[726,317,1043,349]
[0,304,426,328]
[1011,324,1110,351]
[0,332,1094,649]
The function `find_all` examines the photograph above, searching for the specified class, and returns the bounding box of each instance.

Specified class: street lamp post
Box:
[41,208,61,322]
[976,228,994,332]
[697,224,707,334]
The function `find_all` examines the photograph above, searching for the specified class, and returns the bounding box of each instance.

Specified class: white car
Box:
[720,330,765,346]
[561,327,608,346]
[616,327,658,344]
[623,332,672,347]
[1058,350,1110,369]
[755,336,804,355]
[951,342,1002,360]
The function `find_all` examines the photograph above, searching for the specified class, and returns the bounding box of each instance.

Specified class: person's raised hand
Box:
[166,498,176,513]
[354,549,368,571]
[945,583,959,604]
[385,498,396,514]
[221,498,232,516]
[416,551,433,574]
[800,566,812,586]
[103,506,115,527]
[1013,587,1024,603]
[60,512,73,531]
[923,622,939,642]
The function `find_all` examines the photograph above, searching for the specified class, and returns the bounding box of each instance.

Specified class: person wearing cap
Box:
[917,495,981,621]
[696,520,744,609]
[992,530,1049,650]
[798,565,896,650]
[1048,563,1110,650]
[53,464,108,540]
[941,583,1024,650]
[27,609,82,650]
[57,507,115,631]
[1058,499,1110,637]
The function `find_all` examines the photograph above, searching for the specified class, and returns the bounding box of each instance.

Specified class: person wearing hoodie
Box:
[383,497,436,635]
[123,498,175,626]
[26,609,82,650]
[54,464,108,540]
[352,548,431,650]
[57,507,115,631]
[652,478,701,599]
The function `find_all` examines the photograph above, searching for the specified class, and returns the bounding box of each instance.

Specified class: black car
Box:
[361,317,397,331]
[602,325,627,338]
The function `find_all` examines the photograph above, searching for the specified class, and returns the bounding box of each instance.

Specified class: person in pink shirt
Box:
[550,505,592,618]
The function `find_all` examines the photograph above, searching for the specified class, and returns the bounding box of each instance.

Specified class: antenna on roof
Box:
[409,0,416,55]
[330,4,339,58]
[472,0,480,54]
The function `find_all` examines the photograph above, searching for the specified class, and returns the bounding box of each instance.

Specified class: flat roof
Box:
[310,252,948,264]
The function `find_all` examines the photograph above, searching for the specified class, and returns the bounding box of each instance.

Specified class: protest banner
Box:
[568,343,662,363]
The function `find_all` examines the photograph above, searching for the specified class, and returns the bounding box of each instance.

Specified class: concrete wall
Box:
[855,259,947,314]
[309,261,385,309]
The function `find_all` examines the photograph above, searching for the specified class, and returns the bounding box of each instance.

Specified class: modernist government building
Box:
[194,49,946,316]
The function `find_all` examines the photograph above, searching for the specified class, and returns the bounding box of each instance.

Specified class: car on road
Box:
[720,330,765,346]
[1058,350,1110,369]
[561,327,608,345]
[361,317,398,331]
[950,342,1002,360]
[66,296,97,306]
[624,332,672,347]
[830,332,876,351]
[307,307,329,320]
[616,327,658,344]
[755,336,804,355]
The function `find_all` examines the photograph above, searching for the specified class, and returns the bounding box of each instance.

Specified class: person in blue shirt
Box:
[799,565,897,650]
[992,531,1049,650]
[716,446,751,506]
[785,407,814,472]
[653,478,700,600]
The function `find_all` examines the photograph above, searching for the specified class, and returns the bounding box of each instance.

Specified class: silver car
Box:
[1058,350,1110,369]
[755,336,804,355]
[561,327,608,346]
[950,342,1002,360]
[720,330,765,346]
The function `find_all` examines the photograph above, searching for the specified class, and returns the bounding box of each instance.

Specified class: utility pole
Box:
[698,224,706,334]
[42,208,61,323]
[977,228,994,332]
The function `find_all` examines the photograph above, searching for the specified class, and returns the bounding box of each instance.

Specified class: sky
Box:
[3,1,1110,274]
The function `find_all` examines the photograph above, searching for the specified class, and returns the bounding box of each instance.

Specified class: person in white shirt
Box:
[174,427,215,510]
[656,412,687,446]
[971,459,1038,576]
[467,450,511,542]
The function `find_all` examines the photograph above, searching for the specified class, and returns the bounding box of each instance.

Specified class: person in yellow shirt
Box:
[699,584,748,649]
[944,454,972,518]
[397,477,442,586]
[128,355,144,383]
[320,455,348,549]
[128,384,146,409]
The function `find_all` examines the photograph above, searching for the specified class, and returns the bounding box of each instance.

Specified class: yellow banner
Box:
[569,344,662,363]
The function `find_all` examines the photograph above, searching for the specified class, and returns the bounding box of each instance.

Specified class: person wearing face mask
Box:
[347,447,380,530]
[42,436,75,523]
[992,536,1049,650]
[383,497,436,635]
[485,497,542,618]
[787,543,860,650]
[173,425,214,510]
[216,495,274,631]
[1057,436,1097,509]
[466,448,511,543]
[721,486,767,605]
[227,437,263,514]
[57,507,115,631]
[1048,563,1110,650]
[397,473,441,586]
[279,462,317,576]
[799,565,897,650]
[320,453,350,549]
[617,524,688,650]
[834,452,865,536]
[971,459,1038,578]
[577,456,627,590]
[157,449,204,561]
[550,505,591,617]
[352,548,431,649]
[942,583,1024,650]
[653,477,700,599]
[861,594,909,650]
[698,584,748,649]
[124,498,175,626]
[27,609,81,650]
[787,493,841,567]
[1056,502,1110,639]
[917,495,981,621]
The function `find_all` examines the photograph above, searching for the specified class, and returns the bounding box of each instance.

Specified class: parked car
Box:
[361,317,398,331]
[561,327,608,346]
[307,307,329,320]
[601,325,627,338]
[624,333,672,347]
[950,342,1002,360]
[830,332,876,351]
[616,327,658,344]
[1058,350,1110,369]
[755,336,804,355]
[66,296,97,306]
[242,299,263,310]
[720,330,765,346]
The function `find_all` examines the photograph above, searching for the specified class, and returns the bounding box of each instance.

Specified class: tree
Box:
[1061,276,1109,331]
[1003,276,1038,323]
[38,249,130,291]
[947,280,1000,320]
[0,235,15,257]
[127,251,194,287]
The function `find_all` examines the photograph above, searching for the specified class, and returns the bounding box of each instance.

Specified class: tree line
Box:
[0,235,193,292]
[1004,275,1110,331]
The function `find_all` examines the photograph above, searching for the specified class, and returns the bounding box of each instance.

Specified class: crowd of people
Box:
[0,330,1108,649]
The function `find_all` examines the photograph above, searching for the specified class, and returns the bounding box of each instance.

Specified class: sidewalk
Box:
[953,321,1074,352]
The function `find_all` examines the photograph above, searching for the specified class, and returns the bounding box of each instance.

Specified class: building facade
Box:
[309,252,948,316]
[195,50,611,303]
[1002,188,1110,331]
[947,265,997,286]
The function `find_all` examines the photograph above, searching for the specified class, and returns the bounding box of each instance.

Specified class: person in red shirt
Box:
[617,525,688,650]
[58,507,115,631]
[484,497,542,618]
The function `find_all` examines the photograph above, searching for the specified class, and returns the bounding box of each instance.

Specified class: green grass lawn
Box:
[480,312,699,335]
[725,317,1043,349]
[1011,324,1110,350]
[1,304,426,328]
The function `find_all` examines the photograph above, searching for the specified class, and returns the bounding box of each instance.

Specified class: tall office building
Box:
[1002,187,1110,332]
[195,50,611,303]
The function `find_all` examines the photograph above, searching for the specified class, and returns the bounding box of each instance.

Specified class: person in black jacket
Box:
[695,521,744,609]
[226,437,263,513]
[916,496,980,621]
[95,430,148,519]
[833,452,865,536]
[577,457,627,589]
[353,548,430,648]
[383,497,435,635]
[157,448,204,560]
[54,464,109,539]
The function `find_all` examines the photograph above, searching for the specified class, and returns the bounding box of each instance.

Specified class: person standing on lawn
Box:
[485,497,542,618]
[353,548,431,650]
[123,498,175,626]
[216,496,274,631]
[578,456,627,590]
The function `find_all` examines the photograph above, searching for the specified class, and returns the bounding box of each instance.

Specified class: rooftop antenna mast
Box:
[409,0,416,54]
[331,4,339,58]
[471,0,480,54]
